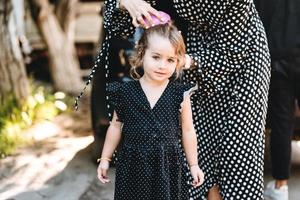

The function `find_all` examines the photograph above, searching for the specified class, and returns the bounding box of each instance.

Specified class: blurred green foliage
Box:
[0,82,72,158]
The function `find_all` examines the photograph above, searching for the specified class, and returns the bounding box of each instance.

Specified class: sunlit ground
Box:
[0,114,299,199]
[0,116,94,199]
[0,92,99,200]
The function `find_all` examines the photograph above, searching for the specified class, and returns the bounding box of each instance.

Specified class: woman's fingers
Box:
[133,9,153,28]
[132,17,140,27]
[147,6,163,21]
[120,0,160,28]
[136,11,148,27]
[141,11,153,28]
[139,6,164,27]
[141,4,162,26]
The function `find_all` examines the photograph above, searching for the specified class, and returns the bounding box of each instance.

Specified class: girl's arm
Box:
[97,111,122,183]
[101,111,123,159]
[181,95,204,187]
[181,96,198,167]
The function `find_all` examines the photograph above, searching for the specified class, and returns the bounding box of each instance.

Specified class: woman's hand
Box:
[190,165,205,187]
[184,54,192,69]
[120,0,162,28]
[97,160,110,183]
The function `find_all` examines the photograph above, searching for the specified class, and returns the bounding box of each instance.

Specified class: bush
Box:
[0,84,70,158]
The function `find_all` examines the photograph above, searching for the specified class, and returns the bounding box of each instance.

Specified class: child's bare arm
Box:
[181,95,204,187]
[98,111,122,183]
[181,96,198,167]
[101,111,123,159]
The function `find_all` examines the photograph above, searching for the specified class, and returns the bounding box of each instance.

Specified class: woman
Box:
[82,0,271,199]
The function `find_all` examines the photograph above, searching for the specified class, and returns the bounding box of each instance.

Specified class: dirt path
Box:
[1,96,300,199]
[0,96,114,200]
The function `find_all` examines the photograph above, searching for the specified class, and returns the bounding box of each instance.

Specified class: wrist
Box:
[97,157,112,163]
[189,163,198,168]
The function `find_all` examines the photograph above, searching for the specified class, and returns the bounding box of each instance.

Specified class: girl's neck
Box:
[139,76,169,87]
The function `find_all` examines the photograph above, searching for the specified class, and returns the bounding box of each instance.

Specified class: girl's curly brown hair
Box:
[129,22,186,80]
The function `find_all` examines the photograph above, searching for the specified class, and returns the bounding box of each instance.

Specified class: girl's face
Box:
[142,33,178,83]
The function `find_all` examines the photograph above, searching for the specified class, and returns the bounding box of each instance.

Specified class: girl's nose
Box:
[158,60,167,69]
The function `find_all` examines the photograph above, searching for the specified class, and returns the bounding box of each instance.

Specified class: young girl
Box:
[97,18,204,199]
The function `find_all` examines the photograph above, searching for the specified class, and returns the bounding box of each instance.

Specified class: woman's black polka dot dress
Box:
[107,80,193,200]
[78,0,271,199]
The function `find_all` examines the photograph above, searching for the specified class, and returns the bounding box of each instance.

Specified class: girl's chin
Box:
[153,76,169,81]
[147,77,169,83]
[143,74,172,82]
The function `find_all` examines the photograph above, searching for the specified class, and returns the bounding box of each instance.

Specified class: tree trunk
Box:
[55,0,78,41]
[29,0,83,94]
[0,0,29,103]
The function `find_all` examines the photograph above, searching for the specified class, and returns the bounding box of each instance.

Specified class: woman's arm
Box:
[103,0,135,38]
[189,0,263,95]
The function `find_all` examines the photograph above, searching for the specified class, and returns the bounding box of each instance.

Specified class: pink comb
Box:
[143,11,171,26]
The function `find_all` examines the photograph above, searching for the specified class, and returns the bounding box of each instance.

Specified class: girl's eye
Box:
[168,59,175,63]
[152,56,159,60]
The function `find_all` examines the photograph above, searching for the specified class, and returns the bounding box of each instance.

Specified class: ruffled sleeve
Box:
[106,82,125,122]
[175,83,198,108]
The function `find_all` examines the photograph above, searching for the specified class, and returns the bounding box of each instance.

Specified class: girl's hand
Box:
[190,165,205,187]
[97,160,110,183]
[120,0,162,28]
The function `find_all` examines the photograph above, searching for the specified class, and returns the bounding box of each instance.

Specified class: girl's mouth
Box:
[154,71,166,76]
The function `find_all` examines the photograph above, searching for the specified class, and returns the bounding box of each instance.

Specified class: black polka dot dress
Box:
[77,0,271,199]
[107,81,193,200]
[175,1,271,199]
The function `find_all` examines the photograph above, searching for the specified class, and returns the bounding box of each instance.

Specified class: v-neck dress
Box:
[107,80,193,200]
[95,0,271,199]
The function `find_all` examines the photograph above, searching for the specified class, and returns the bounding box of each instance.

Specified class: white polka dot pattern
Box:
[173,1,271,199]
[84,0,271,199]
[107,81,195,200]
